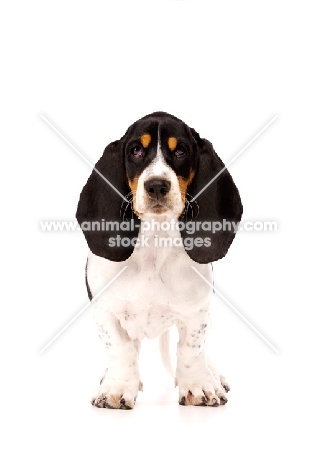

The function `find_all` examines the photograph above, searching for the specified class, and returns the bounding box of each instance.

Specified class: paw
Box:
[220,376,230,393]
[91,392,136,410]
[176,369,228,407]
[207,361,230,393]
[92,372,141,410]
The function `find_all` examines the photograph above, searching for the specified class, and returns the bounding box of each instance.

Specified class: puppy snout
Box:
[144,179,171,199]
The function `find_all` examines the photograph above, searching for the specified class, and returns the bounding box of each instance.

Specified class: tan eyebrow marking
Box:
[140,133,151,148]
[168,137,177,151]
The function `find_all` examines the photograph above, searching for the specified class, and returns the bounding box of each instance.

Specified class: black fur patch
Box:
[85,260,92,301]
[125,113,196,183]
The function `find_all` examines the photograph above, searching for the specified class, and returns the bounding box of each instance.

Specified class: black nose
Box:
[144,179,171,199]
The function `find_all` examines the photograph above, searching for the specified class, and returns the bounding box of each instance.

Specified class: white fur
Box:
[134,136,184,217]
[89,134,228,408]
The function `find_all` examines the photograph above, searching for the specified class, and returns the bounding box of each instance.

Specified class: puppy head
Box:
[76,112,243,262]
[124,112,196,219]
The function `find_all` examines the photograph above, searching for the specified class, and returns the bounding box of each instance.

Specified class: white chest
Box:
[87,234,213,340]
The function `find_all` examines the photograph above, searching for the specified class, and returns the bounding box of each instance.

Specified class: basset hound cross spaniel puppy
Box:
[76,111,243,409]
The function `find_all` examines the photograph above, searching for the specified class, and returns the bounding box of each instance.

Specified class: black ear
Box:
[179,133,243,264]
[76,139,140,261]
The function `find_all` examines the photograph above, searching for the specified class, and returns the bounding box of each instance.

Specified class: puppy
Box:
[76,111,242,409]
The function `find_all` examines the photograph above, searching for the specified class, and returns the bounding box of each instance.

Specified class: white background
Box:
[1,1,310,467]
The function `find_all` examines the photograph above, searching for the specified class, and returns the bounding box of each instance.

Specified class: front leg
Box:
[91,301,141,410]
[176,315,228,407]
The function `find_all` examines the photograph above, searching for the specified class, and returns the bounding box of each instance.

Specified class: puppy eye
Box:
[130,145,144,159]
[175,147,186,158]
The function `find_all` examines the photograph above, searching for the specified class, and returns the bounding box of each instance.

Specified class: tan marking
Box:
[168,136,177,151]
[178,169,195,203]
[127,175,140,215]
[106,394,122,408]
[128,176,139,195]
[140,133,151,148]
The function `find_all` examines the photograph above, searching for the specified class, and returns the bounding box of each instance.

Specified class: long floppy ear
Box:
[76,139,140,261]
[179,132,243,264]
